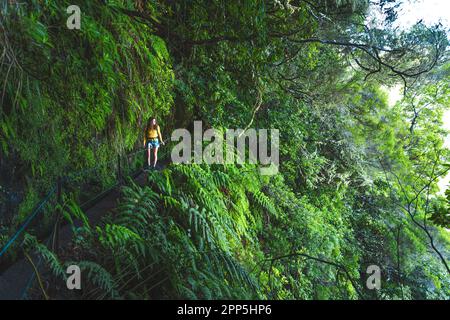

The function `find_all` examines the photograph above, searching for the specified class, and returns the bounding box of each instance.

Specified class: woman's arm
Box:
[157,125,164,144]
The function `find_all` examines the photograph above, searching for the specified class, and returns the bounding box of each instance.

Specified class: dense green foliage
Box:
[1,0,449,299]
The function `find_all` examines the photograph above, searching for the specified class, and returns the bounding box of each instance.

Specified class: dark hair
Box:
[147,117,157,130]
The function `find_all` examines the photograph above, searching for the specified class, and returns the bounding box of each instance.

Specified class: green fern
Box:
[249,189,277,217]
[22,233,65,280]
[75,261,120,299]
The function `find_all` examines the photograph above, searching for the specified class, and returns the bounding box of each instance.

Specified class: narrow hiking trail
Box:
[0,161,168,300]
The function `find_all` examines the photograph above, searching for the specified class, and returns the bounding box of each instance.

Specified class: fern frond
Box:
[76,260,121,299]
[249,189,277,216]
[23,233,65,280]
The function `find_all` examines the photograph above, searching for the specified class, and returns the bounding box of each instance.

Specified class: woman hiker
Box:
[143,117,165,169]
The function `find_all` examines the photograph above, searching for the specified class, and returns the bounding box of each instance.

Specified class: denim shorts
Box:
[147,138,160,149]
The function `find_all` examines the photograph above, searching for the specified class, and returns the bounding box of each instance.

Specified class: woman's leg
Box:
[147,146,152,167]
[153,146,159,167]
